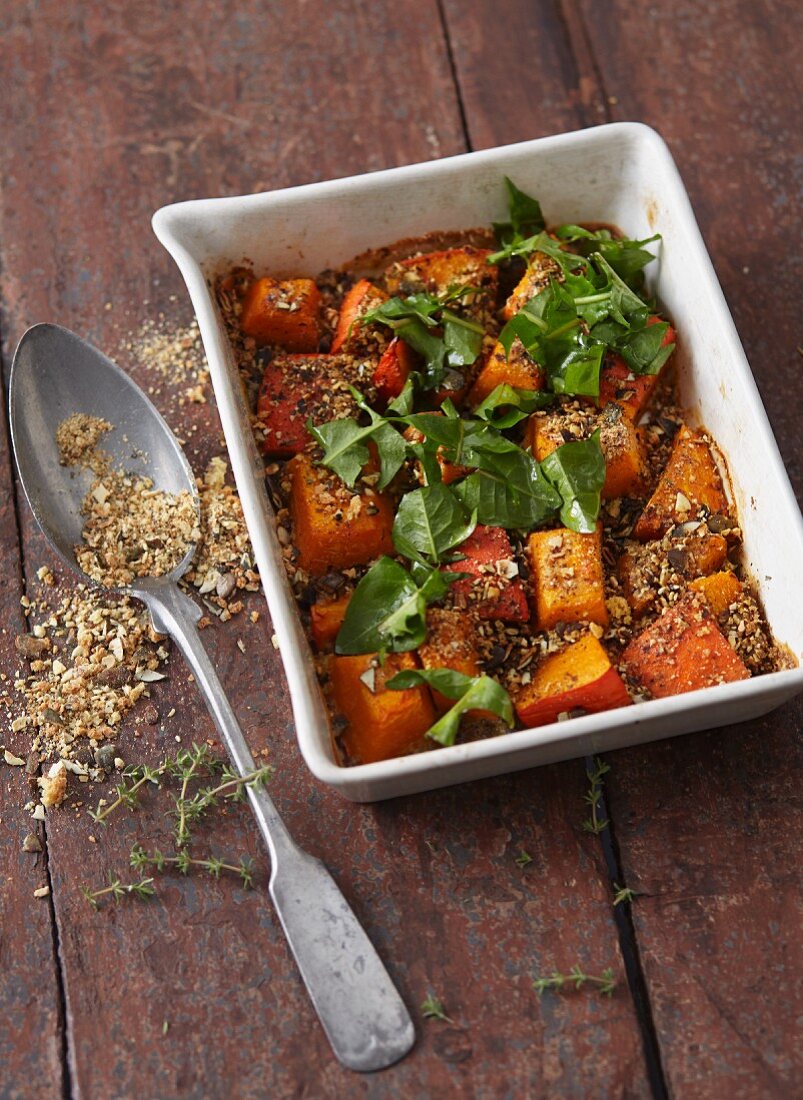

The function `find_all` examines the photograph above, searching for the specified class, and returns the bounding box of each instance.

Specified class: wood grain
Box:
[575,2,803,1095]
[0,2,648,1097]
[0,388,65,1099]
[445,2,803,1096]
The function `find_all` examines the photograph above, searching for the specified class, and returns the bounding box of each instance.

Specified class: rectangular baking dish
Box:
[153,122,803,802]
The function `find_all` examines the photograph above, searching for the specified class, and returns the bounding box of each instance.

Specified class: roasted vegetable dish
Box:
[217,179,787,766]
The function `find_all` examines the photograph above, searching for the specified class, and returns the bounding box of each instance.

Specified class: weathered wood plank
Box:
[574,2,803,1095]
[0,1,648,1097]
[0,382,65,1095]
[445,0,803,1094]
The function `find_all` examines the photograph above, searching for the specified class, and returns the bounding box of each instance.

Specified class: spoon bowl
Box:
[9,323,198,588]
[8,324,415,1073]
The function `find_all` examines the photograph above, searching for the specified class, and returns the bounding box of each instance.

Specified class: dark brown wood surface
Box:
[0,2,799,1098]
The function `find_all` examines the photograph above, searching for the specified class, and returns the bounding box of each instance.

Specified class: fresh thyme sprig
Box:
[173,764,272,846]
[81,873,155,910]
[172,743,218,847]
[613,884,638,906]
[421,993,453,1022]
[88,763,166,825]
[82,745,272,909]
[534,965,616,997]
[130,844,255,889]
[583,756,610,835]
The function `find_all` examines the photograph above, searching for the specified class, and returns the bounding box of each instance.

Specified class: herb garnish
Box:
[534,966,616,997]
[541,431,606,534]
[307,386,406,489]
[492,176,546,251]
[385,667,514,746]
[392,483,477,565]
[583,756,610,835]
[473,383,555,429]
[335,557,456,655]
[421,993,453,1022]
[361,285,484,390]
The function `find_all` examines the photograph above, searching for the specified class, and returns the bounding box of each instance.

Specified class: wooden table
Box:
[1,3,800,1097]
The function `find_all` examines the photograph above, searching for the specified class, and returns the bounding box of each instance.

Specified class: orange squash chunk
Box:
[618,532,729,617]
[598,320,676,420]
[527,405,646,499]
[528,523,608,630]
[634,426,729,541]
[257,353,358,457]
[384,247,497,314]
[689,571,743,615]
[417,609,481,713]
[502,251,562,320]
[445,525,529,622]
[514,634,631,727]
[467,338,545,408]
[621,592,749,698]
[240,277,321,351]
[289,454,394,576]
[373,337,416,405]
[332,652,436,764]
[310,593,352,650]
[330,279,388,354]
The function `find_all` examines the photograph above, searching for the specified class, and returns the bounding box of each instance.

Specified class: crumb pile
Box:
[57,413,200,588]
[182,456,261,621]
[124,318,210,407]
[76,471,199,588]
[4,571,168,770]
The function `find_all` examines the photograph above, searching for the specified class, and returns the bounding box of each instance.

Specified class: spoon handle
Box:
[136,579,415,1073]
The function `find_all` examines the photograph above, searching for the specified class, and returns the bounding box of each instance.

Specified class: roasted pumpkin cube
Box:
[240,277,321,351]
[289,454,394,576]
[384,247,497,317]
[445,525,529,622]
[514,634,631,727]
[618,531,729,618]
[598,356,660,421]
[502,251,563,320]
[528,523,608,630]
[467,338,545,408]
[417,609,481,713]
[621,592,749,698]
[373,337,416,405]
[527,405,645,499]
[689,571,743,615]
[331,651,436,764]
[256,353,359,457]
[310,593,352,650]
[598,319,676,419]
[330,278,389,357]
[634,426,729,541]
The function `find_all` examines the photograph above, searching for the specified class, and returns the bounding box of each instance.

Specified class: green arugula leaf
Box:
[442,310,485,368]
[492,177,546,247]
[307,417,374,487]
[309,389,407,489]
[549,344,604,397]
[385,668,514,746]
[455,445,561,530]
[540,430,606,533]
[387,374,417,415]
[335,557,454,655]
[361,286,482,391]
[392,483,477,565]
[473,383,554,429]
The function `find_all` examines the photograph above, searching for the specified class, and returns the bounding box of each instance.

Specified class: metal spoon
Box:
[8,323,415,1073]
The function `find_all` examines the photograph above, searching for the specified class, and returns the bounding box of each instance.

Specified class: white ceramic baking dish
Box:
[153,122,803,801]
